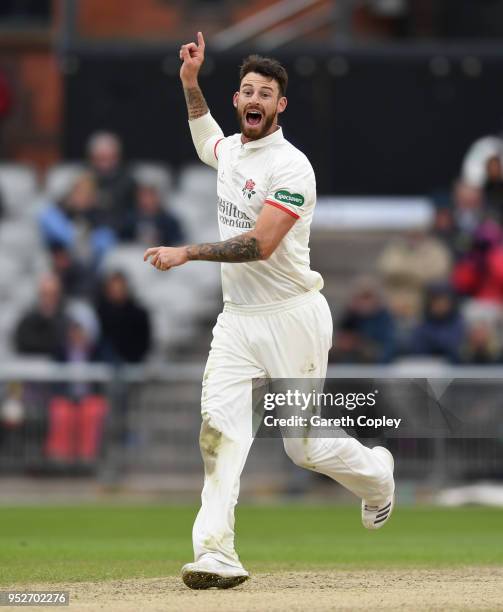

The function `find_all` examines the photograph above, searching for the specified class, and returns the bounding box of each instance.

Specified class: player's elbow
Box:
[193,140,217,167]
[258,240,277,260]
[253,231,279,260]
[195,148,210,166]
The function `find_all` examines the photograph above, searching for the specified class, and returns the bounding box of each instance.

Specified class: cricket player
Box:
[144,32,395,590]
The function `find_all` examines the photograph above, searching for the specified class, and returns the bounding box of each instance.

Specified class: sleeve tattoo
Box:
[186,234,262,263]
[184,86,209,120]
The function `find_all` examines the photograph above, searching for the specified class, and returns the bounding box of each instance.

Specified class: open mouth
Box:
[245,109,263,127]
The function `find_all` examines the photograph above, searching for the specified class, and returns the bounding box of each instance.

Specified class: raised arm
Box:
[180,32,208,120]
[180,32,224,168]
[144,204,297,271]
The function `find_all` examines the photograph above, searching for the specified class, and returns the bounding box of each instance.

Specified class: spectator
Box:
[462,319,502,364]
[452,220,503,304]
[408,283,465,363]
[119,179,184,247]
[87,131,137,227]
[48,244,94,298]
[39,172,116,272]
[377,229,452,320]
[45,315,108,464]
[14,273,68,356]
[330,277,395,364]
[96,271,151,364]
[461,134,503,190]
[483,155,503,222]
[432,182,483,257]
[52,314,101,398]
[452,180,484,238]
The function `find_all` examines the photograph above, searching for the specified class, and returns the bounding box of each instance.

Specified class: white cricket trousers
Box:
[192,290,394,569]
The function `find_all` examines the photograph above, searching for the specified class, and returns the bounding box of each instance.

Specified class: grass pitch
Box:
[0,504,502,585]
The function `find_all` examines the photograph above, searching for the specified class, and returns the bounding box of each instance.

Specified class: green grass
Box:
[0,505,502,584]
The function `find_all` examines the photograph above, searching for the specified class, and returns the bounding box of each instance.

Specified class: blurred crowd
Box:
[0,132,186,467]
[7,127,503,372]
[13,131,185,367]
[331,134,503,365]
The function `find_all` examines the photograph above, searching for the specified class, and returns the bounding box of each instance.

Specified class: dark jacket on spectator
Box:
[96,297,151,364]
[91,166,137,227]
[14,309,68,356]
[409,285,464,363]
[119,209,184,246]
[340,307,395,363]
[333,308,396,364]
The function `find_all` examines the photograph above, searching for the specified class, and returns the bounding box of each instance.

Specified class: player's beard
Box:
[237,107,276,140]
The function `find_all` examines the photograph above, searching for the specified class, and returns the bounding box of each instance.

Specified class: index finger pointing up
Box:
[197,31,205,49]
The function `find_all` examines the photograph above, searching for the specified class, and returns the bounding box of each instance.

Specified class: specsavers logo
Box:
[274,189,305,207]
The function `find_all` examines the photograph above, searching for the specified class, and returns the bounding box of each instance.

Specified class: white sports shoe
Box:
[361,446,395,530]
[181,556,249,590]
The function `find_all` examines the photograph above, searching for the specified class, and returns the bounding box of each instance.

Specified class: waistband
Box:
[223,289,320,316]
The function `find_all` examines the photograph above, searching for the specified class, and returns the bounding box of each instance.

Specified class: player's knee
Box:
[283,438,317,470]
[199,419,223,476]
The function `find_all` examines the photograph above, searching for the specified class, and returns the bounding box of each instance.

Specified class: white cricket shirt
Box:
[193,119,324,305]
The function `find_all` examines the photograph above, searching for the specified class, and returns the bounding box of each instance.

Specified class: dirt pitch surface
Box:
[9,567,503,612]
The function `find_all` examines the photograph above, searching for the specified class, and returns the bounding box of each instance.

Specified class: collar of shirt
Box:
[239,126,284,150]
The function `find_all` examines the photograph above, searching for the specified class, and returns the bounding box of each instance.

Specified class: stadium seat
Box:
[0,219,41,253]
[178,164,217,199]
[0,219,48,278]
[8,277,39,308]
[0,257,24,297]
[44,163,85,200]
[0,164,38,219]
[132,162,174,195]
[66,299,101,343]
[102,244,159,291]
[170,192,218,243]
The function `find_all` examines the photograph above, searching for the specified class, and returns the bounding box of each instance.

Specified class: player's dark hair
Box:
[239,55,288,97]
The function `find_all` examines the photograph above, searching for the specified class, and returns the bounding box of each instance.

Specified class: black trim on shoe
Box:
[377,501,392,513]
[376,510,390,519]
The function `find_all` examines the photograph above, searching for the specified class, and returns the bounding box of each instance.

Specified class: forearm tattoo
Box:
[184,86,209,120]
[186,234,262,262]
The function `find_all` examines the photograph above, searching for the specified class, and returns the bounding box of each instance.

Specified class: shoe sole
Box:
[182,570,249,590]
